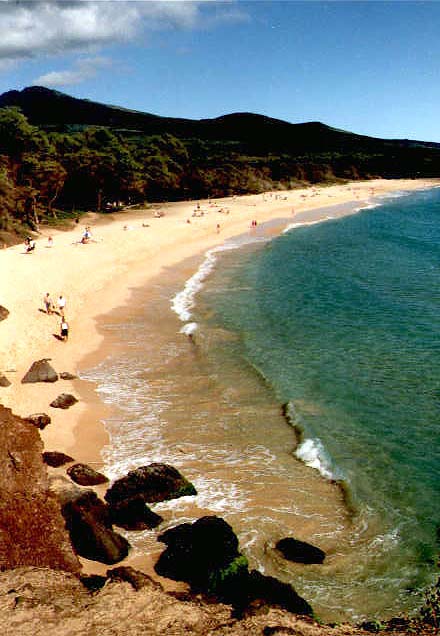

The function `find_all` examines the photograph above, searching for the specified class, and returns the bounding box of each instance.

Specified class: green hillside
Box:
[0,86,439,240]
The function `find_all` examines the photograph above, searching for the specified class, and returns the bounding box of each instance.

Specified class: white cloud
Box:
[0,1,243,61]
[34,55,112,86]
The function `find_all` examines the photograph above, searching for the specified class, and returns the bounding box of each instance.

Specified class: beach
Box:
[0,178,438,588]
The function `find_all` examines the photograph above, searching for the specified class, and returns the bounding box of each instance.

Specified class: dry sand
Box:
[1,179,438,468]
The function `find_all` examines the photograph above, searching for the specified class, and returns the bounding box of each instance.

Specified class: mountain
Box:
[2,86,439,155]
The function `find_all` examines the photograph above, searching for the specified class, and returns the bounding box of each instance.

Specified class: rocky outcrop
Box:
[0,566,370,636]
[109,494,163,531]
[0,404,80,572]
[0,373,10,387]
[25,413,51,430]
[0,305,9,321]
[276,537,326,564]
[21,359,58,383]
[43,451,75,467]
[50,393,78,409]
[104,463,197,506]
[67,463,109,486]
[61,490,130,565]
[155,515,313,617]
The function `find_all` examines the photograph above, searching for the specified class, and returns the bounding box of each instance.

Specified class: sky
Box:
[1,0,440,142]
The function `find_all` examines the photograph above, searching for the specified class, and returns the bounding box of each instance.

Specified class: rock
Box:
[21,359,58,384]
[0,404,80,572]
[109,494,163,531]
[154,515,313,617]
[0,305,9,321]
[60,372,78,380]
[0,373,11,387]
[62,490,131,565]
[50,393,78,409]
[79,573,108,592]
[25,413,51,430]
[67,463,109,486]
[104,462,197,507]
[275,537,325,565]
[246,570,313,616]
[155,516,241,590]
[43,451,75,467]
[107,566,156,591]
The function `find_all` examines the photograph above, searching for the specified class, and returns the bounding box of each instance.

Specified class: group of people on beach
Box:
[43,292,69,341]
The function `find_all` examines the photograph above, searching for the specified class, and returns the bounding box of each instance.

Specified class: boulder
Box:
[21,359,58,383]
[154,515,313,617]
[50,393,78,409]
[155,516,241,590]
[43,451,74,467]
[25,413,51,430]
[60,372,78,380]
[246,570,313,616]
[80,573,108,592]
[0,305,9,321]
[105,463,197,506]
[67,463,109,486]
[0,373,11,387]
[62,490,130,565]
[109,494,163,531]
[275,537,325,565]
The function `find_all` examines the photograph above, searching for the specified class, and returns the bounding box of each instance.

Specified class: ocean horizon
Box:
[81,186,440,623]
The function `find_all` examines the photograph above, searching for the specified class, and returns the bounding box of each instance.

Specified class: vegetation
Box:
[1,85,440,241]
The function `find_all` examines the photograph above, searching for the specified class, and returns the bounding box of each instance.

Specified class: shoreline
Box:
[1,178,438,582]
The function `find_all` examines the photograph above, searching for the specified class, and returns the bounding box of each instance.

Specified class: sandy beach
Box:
[0,178,438,577]
[1,177,438,460]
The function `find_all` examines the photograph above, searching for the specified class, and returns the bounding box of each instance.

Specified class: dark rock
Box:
[50,393,78,409]
[0,306,9,321]
[155,516,241,590]
[246,570,313,616]
[275,537,325,565]
[80,574,108,592]
[109,494,163,531]
[21,358,58,383]
[0,373,11,387]
[359,620,384,633]
[60,372,78,380]
[105,462,197,506]
[67,463,109,486]
[154,515,313,617]
[25,413,51,430]
[107,566,155,591]
[43,451,75,467]
[62,490,130,565]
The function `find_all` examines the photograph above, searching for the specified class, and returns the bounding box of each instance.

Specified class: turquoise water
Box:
[194,188,440,613]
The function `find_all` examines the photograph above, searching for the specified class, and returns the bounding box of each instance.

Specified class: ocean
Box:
[82,186,440,623]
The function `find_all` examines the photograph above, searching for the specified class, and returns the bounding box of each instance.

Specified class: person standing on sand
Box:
[43,293,53,314]
[60,318,69,342]
[57,294,66,317]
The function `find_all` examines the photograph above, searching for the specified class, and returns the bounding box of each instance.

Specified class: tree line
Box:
[0,106,439,239]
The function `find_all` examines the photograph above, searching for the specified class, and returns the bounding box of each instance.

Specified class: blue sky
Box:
[1,1,440,141]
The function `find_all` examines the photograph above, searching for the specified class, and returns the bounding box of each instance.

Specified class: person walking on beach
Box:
[57,294,66,317]
[43,292,53,314]
[60,318,69,342]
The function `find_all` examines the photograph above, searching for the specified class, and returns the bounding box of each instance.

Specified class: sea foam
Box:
[295,438,336,481]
